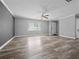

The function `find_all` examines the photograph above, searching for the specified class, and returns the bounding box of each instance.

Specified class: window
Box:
[28,22,41,31]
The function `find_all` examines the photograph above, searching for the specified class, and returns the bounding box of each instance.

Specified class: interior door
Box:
[51,22,57,35]
[76,18,79,38]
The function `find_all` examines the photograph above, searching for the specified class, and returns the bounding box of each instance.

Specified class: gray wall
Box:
[59,16,75,38]
[0,1,13,46]
[15,16,49,36]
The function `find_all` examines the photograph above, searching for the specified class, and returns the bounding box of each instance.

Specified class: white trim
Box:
[14,35,38,38]
[14,34,49,38]
[58,14,75,19]
[15,35,75,39]
[59,35,75,39]
[0,0,13,15]
[0,36,15,50]
[14,35,28,38]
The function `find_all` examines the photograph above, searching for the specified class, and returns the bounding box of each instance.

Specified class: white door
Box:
[51,22,57,35]
[76,19,79,38]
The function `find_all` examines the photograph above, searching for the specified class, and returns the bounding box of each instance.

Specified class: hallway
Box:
[0,36,79,59]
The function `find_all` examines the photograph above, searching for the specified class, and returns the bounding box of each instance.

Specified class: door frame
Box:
[75,14,79,39]
[49,20,59,36]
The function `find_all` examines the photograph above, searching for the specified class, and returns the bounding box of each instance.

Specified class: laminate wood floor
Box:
[0,36,79,59]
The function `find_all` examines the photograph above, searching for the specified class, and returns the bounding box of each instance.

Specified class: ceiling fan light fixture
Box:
[45,15,49,16]
[66,0,72,3]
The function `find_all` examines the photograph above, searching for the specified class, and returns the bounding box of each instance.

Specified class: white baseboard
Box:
[14,34,49,38]
[59,35,75,39]
[0,36,15,50]
[14,35,28,38]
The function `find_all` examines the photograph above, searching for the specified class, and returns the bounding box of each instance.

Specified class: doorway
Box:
[75,14,79,39]
[49,21,59,36]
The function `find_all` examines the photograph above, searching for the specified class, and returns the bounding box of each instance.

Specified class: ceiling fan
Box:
[66,0,72,3]
[41,11,49,20]
[40,7,49,20]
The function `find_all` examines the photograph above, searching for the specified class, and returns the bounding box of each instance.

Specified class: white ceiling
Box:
[2,0,79,20]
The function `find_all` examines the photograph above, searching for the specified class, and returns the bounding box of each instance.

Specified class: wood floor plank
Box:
[0,36,79,59]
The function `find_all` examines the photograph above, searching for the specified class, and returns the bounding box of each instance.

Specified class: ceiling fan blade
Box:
[66,0,72,2]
